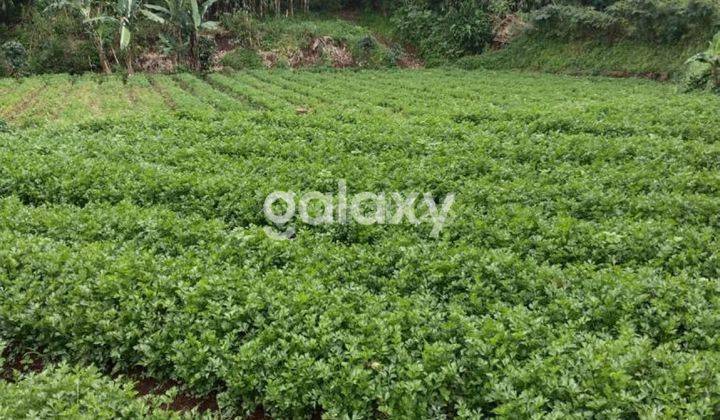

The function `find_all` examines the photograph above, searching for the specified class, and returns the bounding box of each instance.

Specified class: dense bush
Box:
[608,0,718,43]
[531,0,719,43]
[392,1,493,63]
[0,40,26,76]
[531,4,624,40]
[220,47,264,69]
[9,9,101,74]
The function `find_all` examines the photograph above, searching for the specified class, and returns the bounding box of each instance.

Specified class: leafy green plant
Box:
[45,0,116,74]
[531,5,623,40]
[8,8,100,75]
[0,339,5,368]
[685,31,720,90]
[531,0,719,44]
[608,0,718,43]
[392,1,493,63]
[114,0,170,74]
[220,48,263,69]
[0,41,27,76]
[0,364,178,418]
[1,69,720,417]
[143,0,219,70]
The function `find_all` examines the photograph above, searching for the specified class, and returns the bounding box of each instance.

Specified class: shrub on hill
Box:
[220,14,397,68]
[392,1,494,64]
[530,0,719,43]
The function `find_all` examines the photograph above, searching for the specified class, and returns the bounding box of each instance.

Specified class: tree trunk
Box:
[96,38,112,74]
[126,48,134,76]
[289,0,293,16]
[189,31,199,71]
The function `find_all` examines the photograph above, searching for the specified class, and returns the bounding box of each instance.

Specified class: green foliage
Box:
[392,2,493,63]
[531,0,719,43]
[1,70,720,417]
[685,31,720,90]
[246,15,377,49]
[531,4,624,40]
[142,0,219,70]
[221,14,397,68]
[219,10,261,48]
[607,0,718,43]
[0,364,177,418]
[44,0,119,73]
[0,40,26,76]
[461,35,706,79]
[9,9,101,74]
[220,47,263,69]
[197,35,216,70]
[0,339,5,368]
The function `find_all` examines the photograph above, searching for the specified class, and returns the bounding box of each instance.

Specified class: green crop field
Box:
[1,69,720,418]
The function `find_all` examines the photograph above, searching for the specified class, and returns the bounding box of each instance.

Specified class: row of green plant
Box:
[1,69,719,417]
[0,362,185,418]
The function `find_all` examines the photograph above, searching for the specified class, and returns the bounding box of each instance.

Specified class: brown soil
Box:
[1,342,45,381]
[132,375,219,413]
[147,76,177,110]
[137,53,175,74]
[0,85,43,121]
[606,70,670,81]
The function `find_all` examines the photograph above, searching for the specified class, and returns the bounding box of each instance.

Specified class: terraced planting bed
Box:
[1,69,719,417]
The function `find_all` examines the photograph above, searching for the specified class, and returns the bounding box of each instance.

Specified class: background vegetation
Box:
[1,0,719,89]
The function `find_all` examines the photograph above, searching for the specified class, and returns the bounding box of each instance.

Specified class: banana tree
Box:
[115,0,166,74]
[142,0,218,70]
[686,32,720,89]
[188,0,219,70]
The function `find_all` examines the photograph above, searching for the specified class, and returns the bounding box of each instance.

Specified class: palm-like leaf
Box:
[140,8,165,23]
[190,0,200,28]
[120,24,132,49]
[144,3,170,14]
[83,15,116,25]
